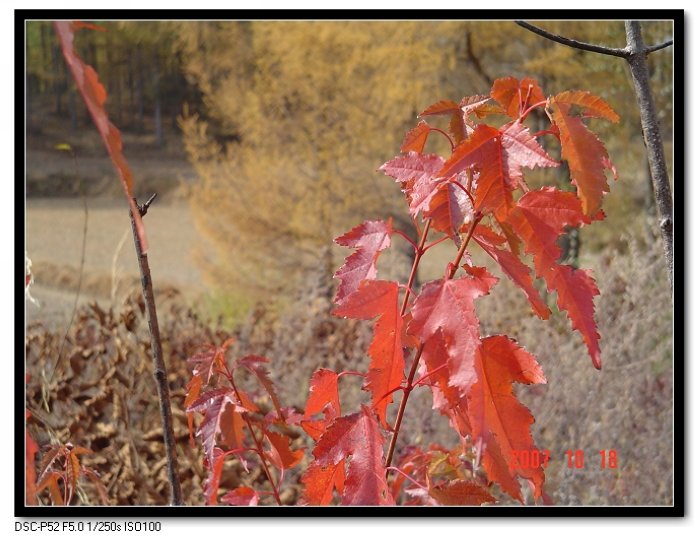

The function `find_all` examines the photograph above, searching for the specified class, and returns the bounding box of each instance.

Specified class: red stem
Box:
[385,214,484,474]
[518,100,548,123]
[392,229,419,252]
[223,364,283,506]
[429,127,456,152]
[399,220,432,316]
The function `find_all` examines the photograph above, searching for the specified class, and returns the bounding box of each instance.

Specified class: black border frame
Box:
[16,8,684,518]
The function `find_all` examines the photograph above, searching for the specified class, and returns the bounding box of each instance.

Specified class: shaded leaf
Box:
[429,479,496,506]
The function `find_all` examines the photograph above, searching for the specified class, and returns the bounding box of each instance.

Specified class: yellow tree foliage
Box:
[176,21,472,304]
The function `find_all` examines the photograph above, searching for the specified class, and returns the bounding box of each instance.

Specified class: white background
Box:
[3,1,692,536]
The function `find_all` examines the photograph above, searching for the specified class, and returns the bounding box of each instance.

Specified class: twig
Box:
[515,21,630,58]
[129,195,184,505]
[644,39,673,54]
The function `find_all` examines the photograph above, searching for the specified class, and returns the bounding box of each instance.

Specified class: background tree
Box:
[175,21,473,306]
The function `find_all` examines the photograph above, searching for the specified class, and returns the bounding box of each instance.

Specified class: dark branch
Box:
[515,20,630,58]
[645,39,673,54]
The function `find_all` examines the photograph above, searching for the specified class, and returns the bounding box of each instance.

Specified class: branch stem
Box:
[129,199,183,506]
[385,215,482,473]
[515,20,630,57]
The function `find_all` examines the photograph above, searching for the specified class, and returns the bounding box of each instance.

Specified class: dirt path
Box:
[25,198,205,328]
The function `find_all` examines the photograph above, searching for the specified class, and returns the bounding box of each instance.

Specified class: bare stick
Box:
[129,194,184,505]
[515,20,629,57]
[624,21,674,295]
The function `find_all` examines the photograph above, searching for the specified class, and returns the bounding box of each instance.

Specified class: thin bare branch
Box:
[515,20,630,58]
[645,39,673,54]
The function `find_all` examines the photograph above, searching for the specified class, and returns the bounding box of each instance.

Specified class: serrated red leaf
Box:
[333,219,393,305]
[408,271,497,396]
[204,447,226,505]
[401,120,431,153]
[468,335,546,502]
[439,125,513,221]
[378,152,447,219]
[551,90,620,122]
[236,355,284,418]
[419,99,461,117]
[301,461,345,505]
[550,99,617,215]
[265,430,304,471]
[491,77,546,119]
[429,479,496,505]
[303,407,393,505]
[188,388,239,465]
[54,22,147,252]
[334,281,404,428]
[500,121,559,191]
[221,486,260,506]
[420,330,471,437]
[424,180,474,241]
[302,368,341,441]
[507,188,601,368]
[219,402,246,450]
[473,225,550,320]
[187,338,236,384]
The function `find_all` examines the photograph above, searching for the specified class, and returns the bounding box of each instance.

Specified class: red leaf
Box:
[25,412,38,505]
[419,99,460,117]
[401,120,431,153]
[424,180,474,241]
[265,430,304,471]
[551,90,620,122]
[302,368,341,441]
[54,22,148,252]
[301,461,345,505]
[334,281,404,428]
[439,125,514,221]
[429,479,496,505]
[420,330,471,437]
[468,336,546,502]
[204,447,226,505]
[236,355,284,418]
[333,219,393,305]
[379,152,447,219]
[408,271,497,396]
[550,98,617,215]
[491,77,546,119]
[188,388,240,465]
[222,486,260,506]
[500,121,559,191]
[303,407,393,505]
[473,225,550,320]
[187,338,236,384]
[507,188,601,368]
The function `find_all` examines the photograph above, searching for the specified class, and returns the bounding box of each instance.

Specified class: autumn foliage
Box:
[183,76,618,506]
[27,19,620,509]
